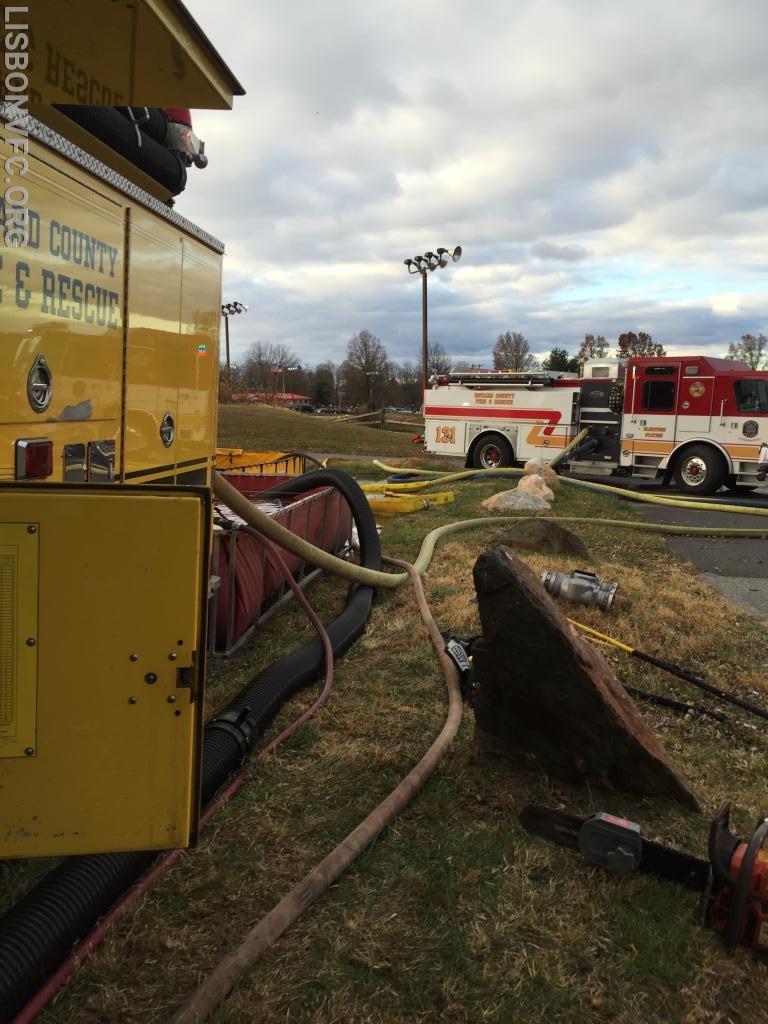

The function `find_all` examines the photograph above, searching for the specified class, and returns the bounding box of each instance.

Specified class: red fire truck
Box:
[424,355,768,494]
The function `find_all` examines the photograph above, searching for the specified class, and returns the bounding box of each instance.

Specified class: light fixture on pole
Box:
[220,301,248,392]
[281,364,300,396]
[403,246,462,393]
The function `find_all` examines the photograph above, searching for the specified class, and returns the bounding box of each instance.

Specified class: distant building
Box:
[231,391,311,409]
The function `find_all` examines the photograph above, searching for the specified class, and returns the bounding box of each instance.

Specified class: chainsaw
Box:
[519,802,768,952]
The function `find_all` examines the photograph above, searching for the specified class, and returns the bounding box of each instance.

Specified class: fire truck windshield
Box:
[734,379,768,413]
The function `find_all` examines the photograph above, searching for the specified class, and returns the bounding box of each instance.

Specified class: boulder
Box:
[481,489,550,512]
[492,519,590,558]
[524,458,560,489]
[471,546,701,809]
[517,474,555,503]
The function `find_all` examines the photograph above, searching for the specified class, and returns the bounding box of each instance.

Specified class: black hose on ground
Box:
[0,469,379,1024]
[204,469,380,798]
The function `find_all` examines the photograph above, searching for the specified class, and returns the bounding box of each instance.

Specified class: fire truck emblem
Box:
[689,381,706,398]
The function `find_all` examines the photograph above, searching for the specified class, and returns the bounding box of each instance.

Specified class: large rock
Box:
[516,474,555,503]
[523,458,560,489]
[492,519,590,558]
[481,489,550,512]
[471,547,701,809]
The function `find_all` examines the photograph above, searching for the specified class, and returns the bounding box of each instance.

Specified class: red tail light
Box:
[15,439,53,479]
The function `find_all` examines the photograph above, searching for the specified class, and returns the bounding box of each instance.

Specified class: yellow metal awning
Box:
[29,0,244,109]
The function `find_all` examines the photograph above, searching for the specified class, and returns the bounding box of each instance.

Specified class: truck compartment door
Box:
[0,484,209,859]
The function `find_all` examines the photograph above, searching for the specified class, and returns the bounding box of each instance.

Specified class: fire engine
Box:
[424,355,768,494]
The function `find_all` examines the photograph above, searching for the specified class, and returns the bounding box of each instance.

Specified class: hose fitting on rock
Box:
[540,569,618,611]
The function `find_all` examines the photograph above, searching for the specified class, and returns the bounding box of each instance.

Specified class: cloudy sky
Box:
[180,0,768,370]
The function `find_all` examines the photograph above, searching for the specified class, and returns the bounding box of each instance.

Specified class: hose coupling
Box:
[206,708,259,758]
[540,569,618,611]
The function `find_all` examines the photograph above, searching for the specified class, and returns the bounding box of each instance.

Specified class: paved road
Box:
[633,498,768,622]
[563,475,767,622]
[549,472,768,623]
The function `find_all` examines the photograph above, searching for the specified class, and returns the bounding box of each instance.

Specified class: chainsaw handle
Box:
[725,818,768,953]
[709,802,740,889]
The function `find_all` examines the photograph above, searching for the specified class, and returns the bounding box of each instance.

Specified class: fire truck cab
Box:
[424,355,768,494]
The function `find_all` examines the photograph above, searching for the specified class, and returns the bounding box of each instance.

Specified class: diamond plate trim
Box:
[0,105,225,254]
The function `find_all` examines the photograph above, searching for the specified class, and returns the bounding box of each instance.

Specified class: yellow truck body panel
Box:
[0,485,209,858]
[0,112,223,486]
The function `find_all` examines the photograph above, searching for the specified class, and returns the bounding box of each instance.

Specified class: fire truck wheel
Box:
[673,444,726,495]
[472,433,513,470]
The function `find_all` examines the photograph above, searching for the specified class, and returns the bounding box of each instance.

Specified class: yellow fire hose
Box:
[369,458,768,517]
[214,474,768,593]
[359,427,590,485]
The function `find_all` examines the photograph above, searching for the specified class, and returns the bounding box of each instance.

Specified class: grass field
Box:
[6,462,768,1023]
[218,402,425,457]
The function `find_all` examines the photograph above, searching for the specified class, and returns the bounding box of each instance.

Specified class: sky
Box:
[180,0,768,370]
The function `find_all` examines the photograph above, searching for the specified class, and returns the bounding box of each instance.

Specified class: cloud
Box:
[180,0,768,369]
[531,242,592,262]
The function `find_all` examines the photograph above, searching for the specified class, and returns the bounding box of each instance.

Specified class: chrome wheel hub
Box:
[481,446,501,468]
[681,456,707,486]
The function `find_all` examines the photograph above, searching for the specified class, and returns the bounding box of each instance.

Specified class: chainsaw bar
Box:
[519,805,711,892]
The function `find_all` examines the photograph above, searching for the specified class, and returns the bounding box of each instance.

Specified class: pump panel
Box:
[0,485,209,859]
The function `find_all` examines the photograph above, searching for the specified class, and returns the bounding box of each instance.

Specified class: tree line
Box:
[492,330,768,372]
[221,328,768,406]
[221,330,452,409]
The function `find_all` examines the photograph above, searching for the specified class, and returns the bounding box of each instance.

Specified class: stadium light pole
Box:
[403,246,462,393]
[281,364,300,396]
[220,301,248,392]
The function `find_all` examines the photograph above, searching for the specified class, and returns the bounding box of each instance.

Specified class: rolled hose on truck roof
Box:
[0,469,379,1024]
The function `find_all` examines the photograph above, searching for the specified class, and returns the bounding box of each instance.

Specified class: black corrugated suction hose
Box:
[117,107,169,144]
[203,469,380,798]
[55,106,187,196]
[0,470,379,1023]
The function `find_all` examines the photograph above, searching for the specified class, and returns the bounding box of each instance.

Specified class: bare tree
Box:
[390,360,421,408]
[616,331,666,359]
[493,331,537,371]
[427,341,452,377]
[341,329,390,408]
[243,341,298,399]
[727,333,768,370]
[576,334,609,365]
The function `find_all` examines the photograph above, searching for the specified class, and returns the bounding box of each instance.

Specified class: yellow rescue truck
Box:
[0,0,243,857]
